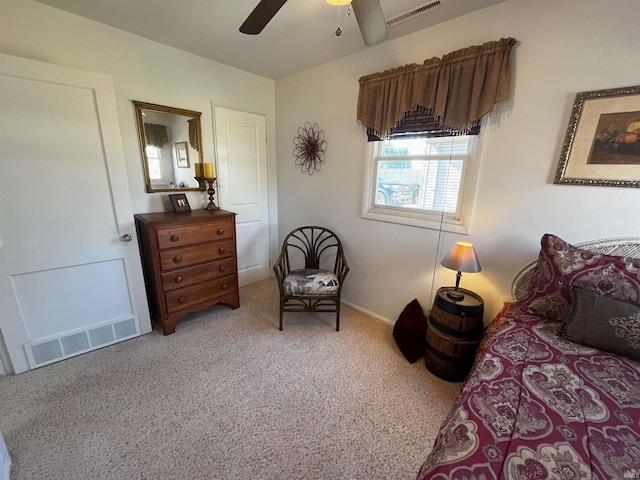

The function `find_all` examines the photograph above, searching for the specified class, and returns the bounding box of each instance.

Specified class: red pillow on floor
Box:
[393,299,428,363]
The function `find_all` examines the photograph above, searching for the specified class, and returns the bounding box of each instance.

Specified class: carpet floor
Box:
[0,279,461,480]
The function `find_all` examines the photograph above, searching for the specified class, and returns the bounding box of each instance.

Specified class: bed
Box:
[417,233,640,480]
[0,433,9,480]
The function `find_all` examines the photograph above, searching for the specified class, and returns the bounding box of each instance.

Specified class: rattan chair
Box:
[273,226,349,331]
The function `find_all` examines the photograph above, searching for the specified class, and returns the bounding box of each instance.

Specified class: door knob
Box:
[120,234,132,242]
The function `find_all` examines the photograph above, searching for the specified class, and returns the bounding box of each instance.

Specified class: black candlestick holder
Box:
[204,177,219,210]
[194,176,205,190]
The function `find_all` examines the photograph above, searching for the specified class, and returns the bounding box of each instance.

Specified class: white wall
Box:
[3,0,640,327]
[275,0,640,323]
[0,0,277,220]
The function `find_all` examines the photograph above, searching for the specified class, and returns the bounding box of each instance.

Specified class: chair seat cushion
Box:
[283,268,339,295]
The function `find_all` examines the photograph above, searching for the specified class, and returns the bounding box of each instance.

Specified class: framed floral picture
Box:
[554,85,640,187]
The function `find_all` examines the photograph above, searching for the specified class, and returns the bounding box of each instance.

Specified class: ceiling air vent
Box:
[386,1,442,27]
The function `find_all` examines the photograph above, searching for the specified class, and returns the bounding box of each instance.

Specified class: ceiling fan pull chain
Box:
[240,0,387,47]
[335,3,343,37]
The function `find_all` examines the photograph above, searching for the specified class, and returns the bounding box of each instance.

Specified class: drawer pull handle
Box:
[175,276,183,284]
[170,234,180,242]
[218,247,226,254]
[219,265,226,272]
[173,255,182,263]
[221,283,228,290]
[217,228,225,235]
[178,296,186,304]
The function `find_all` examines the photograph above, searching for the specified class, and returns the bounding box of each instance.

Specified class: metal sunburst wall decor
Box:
[292,122,327,175]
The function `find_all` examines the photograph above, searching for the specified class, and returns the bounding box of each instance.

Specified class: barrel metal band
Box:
[425,343,476,364]
[428,316,483,340]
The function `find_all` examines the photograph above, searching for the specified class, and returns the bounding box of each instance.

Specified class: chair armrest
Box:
[334,249,350,288]
[273,250,287,292]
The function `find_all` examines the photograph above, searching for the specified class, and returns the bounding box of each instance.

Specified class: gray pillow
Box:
[562,287,640,360]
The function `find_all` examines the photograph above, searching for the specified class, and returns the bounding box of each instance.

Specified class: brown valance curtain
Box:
[357,37,517,139]
[144,123,169,149]
[188,119,200,152]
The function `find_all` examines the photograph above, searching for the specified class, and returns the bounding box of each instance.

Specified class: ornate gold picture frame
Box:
[554,85,640,188]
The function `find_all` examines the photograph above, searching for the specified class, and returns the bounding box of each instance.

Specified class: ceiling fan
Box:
[239,0,388,47]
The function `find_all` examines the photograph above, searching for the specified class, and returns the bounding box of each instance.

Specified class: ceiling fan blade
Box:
[351,0,388,46]
[240,0,288,35]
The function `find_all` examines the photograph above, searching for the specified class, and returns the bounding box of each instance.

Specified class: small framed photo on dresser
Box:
[168,193,191,214]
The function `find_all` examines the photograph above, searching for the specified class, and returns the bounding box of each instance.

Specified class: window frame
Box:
[145,144,174,188]
[361,133,484,234]
[145,145,163,181]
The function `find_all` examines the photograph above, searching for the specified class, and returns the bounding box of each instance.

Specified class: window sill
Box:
[361,207,469,234]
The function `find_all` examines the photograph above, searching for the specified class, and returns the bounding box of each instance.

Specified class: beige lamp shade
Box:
[441,242,481,273]
[440,242,481,299]
[326,0,352,4]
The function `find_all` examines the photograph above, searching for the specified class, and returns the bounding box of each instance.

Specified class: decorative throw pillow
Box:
[562,287,640,360]
[523,234,640,322]
[393,299,428,363]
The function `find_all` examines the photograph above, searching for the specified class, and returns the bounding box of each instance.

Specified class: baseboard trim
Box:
[342,300,394,328]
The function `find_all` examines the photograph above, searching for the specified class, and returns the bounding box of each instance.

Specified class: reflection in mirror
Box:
[133,101,205,193]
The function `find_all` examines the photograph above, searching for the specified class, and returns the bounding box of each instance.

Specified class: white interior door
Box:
[0,54,151,374]
[214,106,271,286]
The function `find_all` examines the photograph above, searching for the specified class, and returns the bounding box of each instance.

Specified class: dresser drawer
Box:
[159,238,235,271]
[165,276,237,313]
[161,257,236,292]
[156,219,234,249]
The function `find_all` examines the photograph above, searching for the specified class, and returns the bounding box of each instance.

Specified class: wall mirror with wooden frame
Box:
[133,101,205,193]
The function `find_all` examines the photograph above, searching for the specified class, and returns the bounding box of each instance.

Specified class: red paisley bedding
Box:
[417,301,640,480]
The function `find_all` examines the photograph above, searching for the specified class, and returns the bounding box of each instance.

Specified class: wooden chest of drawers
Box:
[134,209,240,334]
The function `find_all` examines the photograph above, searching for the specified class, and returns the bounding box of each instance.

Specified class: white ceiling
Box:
[35,0,505,79]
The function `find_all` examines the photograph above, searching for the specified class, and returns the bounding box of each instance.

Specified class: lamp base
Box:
[446,290,465,301]
[438,287,482,307]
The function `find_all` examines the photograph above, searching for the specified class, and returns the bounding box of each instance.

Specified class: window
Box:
[362,135,481,234]
[145,145,163,181]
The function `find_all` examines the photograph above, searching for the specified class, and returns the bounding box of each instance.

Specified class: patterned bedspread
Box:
[417,301,640,480]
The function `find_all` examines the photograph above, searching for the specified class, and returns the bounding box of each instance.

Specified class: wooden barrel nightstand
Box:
[425,287,484,382]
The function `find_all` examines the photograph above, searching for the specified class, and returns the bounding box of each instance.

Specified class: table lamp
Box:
[440,242,481,301]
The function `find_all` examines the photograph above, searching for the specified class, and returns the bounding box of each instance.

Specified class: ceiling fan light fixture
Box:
[326,0,352,5]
